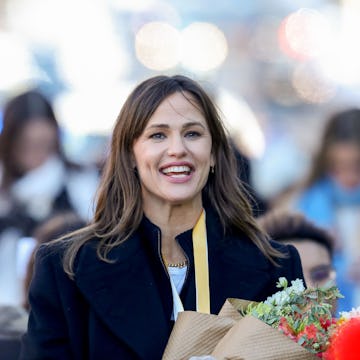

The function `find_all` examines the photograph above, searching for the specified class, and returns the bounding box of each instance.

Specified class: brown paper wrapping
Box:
[162,311,237,360]
[162,299,318,360]
[212,315,317,360]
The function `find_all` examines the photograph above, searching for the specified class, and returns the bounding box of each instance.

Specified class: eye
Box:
[149,132,166,140]
[185,131,201,138]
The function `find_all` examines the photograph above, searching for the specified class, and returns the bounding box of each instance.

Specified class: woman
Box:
[20,75,304,360]
[285,109,360,312]
[0,90,99,305]
[0,90,99,229]
[0,90,99,306]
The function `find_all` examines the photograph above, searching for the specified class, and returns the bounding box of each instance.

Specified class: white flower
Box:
[290,279,305,294]
[339,306,360,319]
[264,278,305,307]
[264,291,290,306]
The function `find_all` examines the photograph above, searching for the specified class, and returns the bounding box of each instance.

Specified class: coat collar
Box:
[74,229,172,359]
[73,204,227,358]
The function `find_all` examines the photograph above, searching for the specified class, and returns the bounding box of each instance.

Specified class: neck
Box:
[143,199,203,264]
[144,200,203,238]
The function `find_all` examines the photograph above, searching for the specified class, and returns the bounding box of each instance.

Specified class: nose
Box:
[167,133,187,157]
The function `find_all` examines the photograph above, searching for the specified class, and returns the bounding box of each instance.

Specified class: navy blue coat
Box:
[20,207,304,359]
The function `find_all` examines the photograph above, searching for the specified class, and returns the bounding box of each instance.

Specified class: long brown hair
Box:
[62,75,283,276]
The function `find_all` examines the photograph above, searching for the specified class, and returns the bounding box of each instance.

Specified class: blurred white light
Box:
[216,88,265,159]
[54,1,129,89]
[8,0,129,88]
[181,22,228,72]
[0,32,43,91]
[317,7,360,85]
[135,21,180,71]
[292,63,336,103]
[278,8,333,60]
[6,0,71,47]
[54,83,135,136]
[109,0,158,12]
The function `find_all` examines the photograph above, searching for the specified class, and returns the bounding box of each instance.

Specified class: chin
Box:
[164,194,201,206]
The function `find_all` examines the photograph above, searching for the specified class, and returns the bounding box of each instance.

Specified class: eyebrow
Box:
[145,121,206,130]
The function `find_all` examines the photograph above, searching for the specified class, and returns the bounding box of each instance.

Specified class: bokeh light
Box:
[180,22,228,72]
[135,21,180,71]
[278,8,332,61]
[6,0,68,47]
[317,7,360,85]
[54,1,129,89]
[54,82,135,135]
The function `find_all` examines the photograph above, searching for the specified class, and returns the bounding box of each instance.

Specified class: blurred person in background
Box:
[258,210,338,315]
[0,211,85,360]
[273,109,360,312]
[0,90,99,306]
[23,211,86,310]
[257,210,335,289]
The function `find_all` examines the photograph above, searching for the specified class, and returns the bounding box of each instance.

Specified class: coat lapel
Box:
[75,235,172,359]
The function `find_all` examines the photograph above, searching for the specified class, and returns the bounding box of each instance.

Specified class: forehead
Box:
[18,117,57,137]
[288,240,331,268]
[146,92,206,125]
[328,142,360,159]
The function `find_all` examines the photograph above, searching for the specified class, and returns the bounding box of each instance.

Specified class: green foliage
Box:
[242,278,343,355]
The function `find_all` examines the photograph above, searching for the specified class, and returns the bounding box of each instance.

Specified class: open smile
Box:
[160,164,194,179]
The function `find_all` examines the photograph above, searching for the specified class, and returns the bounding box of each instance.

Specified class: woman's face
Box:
[132,92,214,210]
[13,117,58,174]
[327,142,360,189]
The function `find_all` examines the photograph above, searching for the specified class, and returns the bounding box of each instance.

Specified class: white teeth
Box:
[162,166,191,174]
[170,173,187,178]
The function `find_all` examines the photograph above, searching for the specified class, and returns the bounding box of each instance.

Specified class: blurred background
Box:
[1,3,360,349]
[0,0,359,201]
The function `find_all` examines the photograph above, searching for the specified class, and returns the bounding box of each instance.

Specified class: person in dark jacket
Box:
[20,75,305,360]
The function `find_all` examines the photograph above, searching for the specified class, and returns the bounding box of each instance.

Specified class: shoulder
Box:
[74,232,143,277]
[217,231,271,270]
[33,241,72,284]
[298,178,332,201]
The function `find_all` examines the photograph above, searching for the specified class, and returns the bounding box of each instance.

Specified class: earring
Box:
[210,166,215,174]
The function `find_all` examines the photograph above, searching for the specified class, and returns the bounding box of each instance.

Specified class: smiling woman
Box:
[20,75,305,360]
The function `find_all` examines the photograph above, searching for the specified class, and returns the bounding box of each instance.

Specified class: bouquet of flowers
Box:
[243,277,339,358]
[162,278,360,360]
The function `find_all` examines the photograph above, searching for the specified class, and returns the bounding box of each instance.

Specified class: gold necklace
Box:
[165,259,188,268]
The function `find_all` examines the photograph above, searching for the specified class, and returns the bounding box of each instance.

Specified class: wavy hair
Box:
[62,75,283,276]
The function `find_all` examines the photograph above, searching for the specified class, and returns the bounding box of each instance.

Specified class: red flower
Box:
[301,324,318,341]
[319,317,333,331]
[324,318,360,360]
[279,317,297,340]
